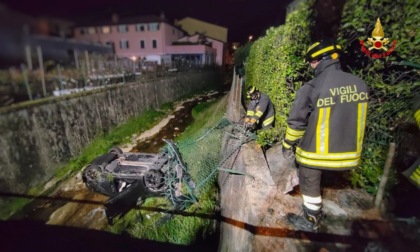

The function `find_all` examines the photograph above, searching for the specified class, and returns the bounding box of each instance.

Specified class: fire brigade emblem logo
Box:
[360,18,397,59]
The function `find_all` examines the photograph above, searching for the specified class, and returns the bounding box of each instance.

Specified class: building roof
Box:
[175,17,228,43]
[177,17,228,30]
[75,14,167,27]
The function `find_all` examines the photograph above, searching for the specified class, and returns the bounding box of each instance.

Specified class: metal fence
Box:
[0,52,219,107]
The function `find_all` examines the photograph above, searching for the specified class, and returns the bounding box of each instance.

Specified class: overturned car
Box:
[82,139,196,223]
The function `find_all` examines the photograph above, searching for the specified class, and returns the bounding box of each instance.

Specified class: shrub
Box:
[338,0,420,194]
[245,0,313,145]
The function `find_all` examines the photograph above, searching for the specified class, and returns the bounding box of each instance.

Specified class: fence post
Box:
[20,64,33,100]
[24,45,33,70]
[74,50,80,69]
[80,60,87,88]
[36,46,47,97]
[84,50,90,76]
[57,64,64,95]
[374,142,396,209]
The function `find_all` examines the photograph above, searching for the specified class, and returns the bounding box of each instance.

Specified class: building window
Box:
[120,40,129,49]
[140,40,145,49]
[148,23,159,31]
[79,28,86,35]
[101,26,111,34]
[87,27,96,34]
[152,39,157,49]
[118,25,128,33]
[136,24,145,32]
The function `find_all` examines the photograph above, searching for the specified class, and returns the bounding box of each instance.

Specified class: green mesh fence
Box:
[158,95,256,210]
[178,118,256,197]
[353,68,420,193]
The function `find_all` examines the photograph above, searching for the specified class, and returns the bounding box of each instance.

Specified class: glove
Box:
[282,147,295,162]
[245,121,255,130]
[282,139,296,161]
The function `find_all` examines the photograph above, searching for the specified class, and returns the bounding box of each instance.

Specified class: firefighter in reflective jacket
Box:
[282,39,369,231]
[402,93,420,189]
[244,86,275,131]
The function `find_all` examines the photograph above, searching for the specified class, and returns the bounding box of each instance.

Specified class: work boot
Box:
[287,205,325,232]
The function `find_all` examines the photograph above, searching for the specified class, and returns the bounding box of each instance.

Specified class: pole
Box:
[24,45,33,70]
[374,142,396,209]
[74,50,80,69]
[36,46,47,97]
[81,60,87,88]
[84,50,90,76]
[20,64,33,100]
[57,64,63,95]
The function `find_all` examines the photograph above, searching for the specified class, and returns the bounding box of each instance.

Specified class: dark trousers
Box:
[299,165,322,198]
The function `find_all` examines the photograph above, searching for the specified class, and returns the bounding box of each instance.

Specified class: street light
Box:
[248,35,253,42]
[131,56,137,72]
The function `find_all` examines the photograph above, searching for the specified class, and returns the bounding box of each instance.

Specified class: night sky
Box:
[0,0,293,43]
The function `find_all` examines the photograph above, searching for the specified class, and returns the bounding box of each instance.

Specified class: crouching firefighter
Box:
[244,86,275,131]
[282,39,369,231]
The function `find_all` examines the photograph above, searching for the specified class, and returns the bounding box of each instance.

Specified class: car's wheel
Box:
[109,147,123,155]
[82,165,102,190]
[144,170,164,192]
[82,165,117,196]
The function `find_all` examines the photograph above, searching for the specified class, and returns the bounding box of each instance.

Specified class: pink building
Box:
[74,14,224,67]
[74,14,184,65]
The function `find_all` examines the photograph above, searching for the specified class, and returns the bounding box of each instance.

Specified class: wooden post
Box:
[80,60,87,87]
[24,45,33,70]
[36,46,47,97]
[91,58,95,75]
[84,50,90,76]
[20,64,33,100]
[57,64,64,94]
[74,50,80,69]
[374,142,396,209]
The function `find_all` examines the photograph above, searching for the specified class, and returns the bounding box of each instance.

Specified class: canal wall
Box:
[0,70,222,194]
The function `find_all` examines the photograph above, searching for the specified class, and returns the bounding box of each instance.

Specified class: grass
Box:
[108,95,228,245]
[177,97,227,142]
[55,108,170,180]
[0,198,31,220]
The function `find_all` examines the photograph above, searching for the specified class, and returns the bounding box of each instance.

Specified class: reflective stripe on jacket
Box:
[246,92,275,128]
[403,158,420,189]
[403,94,420,188]
[285,59,369,170]
[413,94,420,127]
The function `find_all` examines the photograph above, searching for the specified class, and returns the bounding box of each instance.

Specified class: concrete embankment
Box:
[0,70,221,195]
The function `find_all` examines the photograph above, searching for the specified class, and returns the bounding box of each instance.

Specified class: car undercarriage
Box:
[82,139,196,223]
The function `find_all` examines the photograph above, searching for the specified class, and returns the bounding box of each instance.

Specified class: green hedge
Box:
[338,0,420,194]
[245,0,313,145]
[242,0,419,195]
